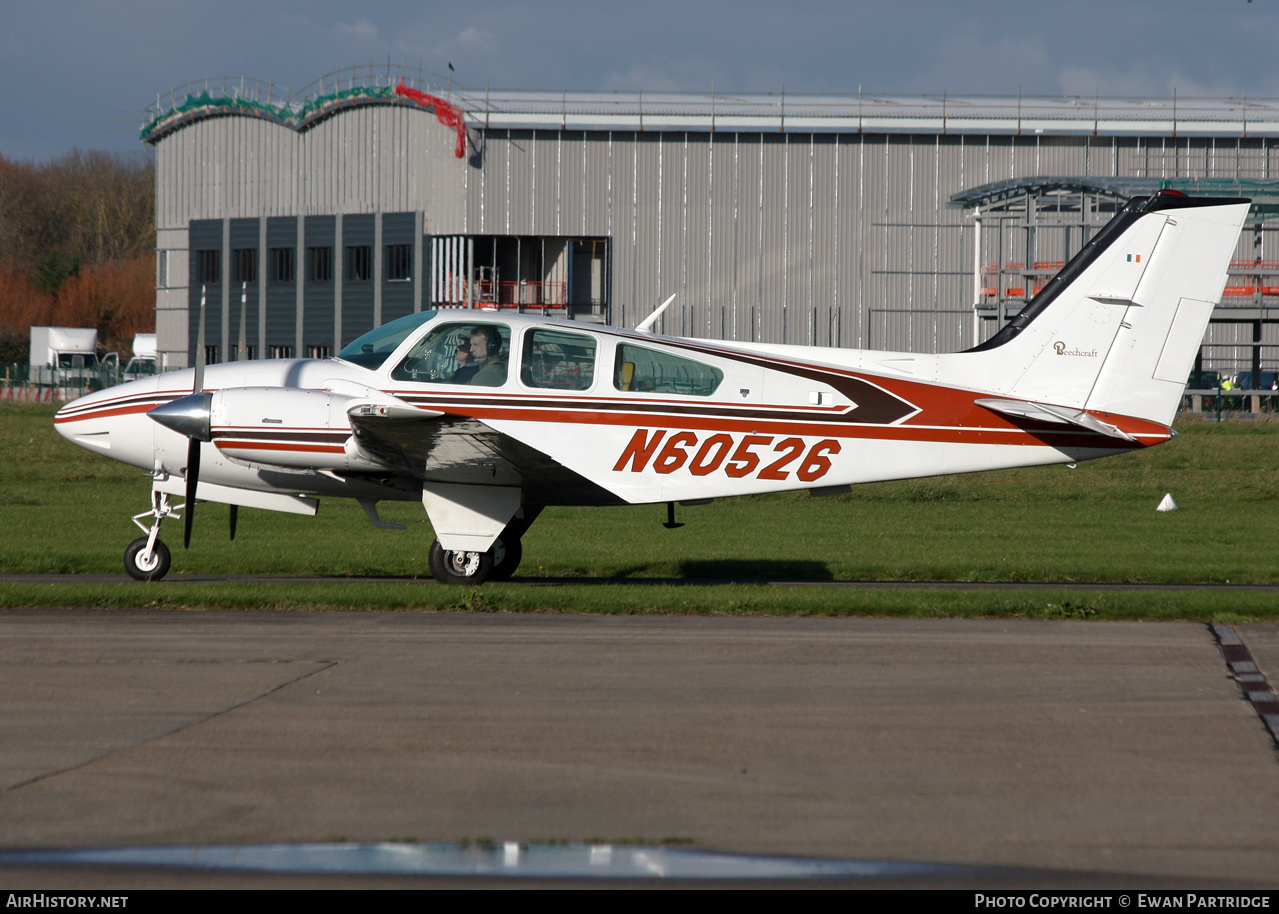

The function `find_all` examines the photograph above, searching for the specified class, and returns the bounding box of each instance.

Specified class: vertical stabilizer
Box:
[956,192,1249,426]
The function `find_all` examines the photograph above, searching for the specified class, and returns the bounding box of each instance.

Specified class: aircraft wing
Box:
[345,405,623,506]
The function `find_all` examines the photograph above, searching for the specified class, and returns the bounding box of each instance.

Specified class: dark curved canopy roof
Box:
[949,176,1279,216]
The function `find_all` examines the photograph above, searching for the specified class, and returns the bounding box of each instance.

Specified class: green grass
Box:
[3,402,1278,619]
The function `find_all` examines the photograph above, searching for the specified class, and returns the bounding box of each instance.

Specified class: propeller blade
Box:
[194,283,207,395]
[229,504,238,541]
[183,437,200,549]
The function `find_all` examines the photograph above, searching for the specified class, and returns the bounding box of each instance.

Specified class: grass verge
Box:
[4,403,1278,619]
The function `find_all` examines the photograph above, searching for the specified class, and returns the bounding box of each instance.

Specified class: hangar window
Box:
[198,250,220,285]
[270,247,295,283]
[614,343,723,397]
[346,245,372,282]
[307,246,332,282]
[386,244,412,281]
[157,250,172,288]
[234,248,257,284]
[521,328,596,391]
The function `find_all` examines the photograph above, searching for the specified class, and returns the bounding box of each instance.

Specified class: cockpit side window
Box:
[521,328,596,390]
[613,343,724,396]
[390,322,511,386]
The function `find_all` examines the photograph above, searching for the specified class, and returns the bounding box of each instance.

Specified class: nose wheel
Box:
[125,536,171,581]
[125,489,178,581]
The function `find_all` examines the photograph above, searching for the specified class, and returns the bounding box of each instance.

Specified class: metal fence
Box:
[0,362,165,401]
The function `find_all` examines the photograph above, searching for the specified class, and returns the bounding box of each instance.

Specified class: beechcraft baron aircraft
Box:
[56,191,1249,584]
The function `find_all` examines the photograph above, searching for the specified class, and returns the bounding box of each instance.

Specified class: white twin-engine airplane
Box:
[56,191,1249,584]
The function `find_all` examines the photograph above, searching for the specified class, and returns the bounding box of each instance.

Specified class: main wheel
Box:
[490,537,522,581]
[124,536,171,582]
[429,539,494,585]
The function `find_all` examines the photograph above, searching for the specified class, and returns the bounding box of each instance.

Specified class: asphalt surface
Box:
[1,609,1277,889]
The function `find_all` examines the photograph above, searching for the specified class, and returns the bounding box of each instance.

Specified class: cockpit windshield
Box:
[336,311,438,370]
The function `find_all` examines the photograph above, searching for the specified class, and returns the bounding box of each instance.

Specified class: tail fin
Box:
[962,192,1250,426]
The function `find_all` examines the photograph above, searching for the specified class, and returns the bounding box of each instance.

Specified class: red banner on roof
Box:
[395,82,466,158]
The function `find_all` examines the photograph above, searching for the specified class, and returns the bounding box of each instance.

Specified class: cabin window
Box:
[391,322,511,387]
[613,343,723,396]
[521,328,596,391]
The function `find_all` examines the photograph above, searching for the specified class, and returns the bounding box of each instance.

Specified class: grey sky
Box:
[1,0,1275,161]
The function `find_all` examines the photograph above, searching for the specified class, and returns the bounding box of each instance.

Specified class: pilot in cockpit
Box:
[453,325,506,385]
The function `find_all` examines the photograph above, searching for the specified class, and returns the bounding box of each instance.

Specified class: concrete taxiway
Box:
[0,609,1276,888]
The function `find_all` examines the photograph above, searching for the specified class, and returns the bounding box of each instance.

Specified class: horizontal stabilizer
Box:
[974,398,1138,442]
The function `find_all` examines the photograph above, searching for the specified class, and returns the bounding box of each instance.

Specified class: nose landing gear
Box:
[124,490,178,581]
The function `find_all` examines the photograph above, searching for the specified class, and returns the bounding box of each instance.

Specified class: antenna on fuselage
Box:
[636,293,677,333]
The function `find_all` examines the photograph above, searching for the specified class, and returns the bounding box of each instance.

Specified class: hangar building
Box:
[144,66,1279,385]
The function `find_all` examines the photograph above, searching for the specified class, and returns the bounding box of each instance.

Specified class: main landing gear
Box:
[124,490,178,581]
[427,508,537,585]
[428,535,522,585]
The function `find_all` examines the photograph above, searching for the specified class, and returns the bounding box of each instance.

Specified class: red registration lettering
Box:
[797,439,841,481]
[653,432,698,474]
[612,429,667,472]
[688,433,733,476]
[724,435,773,478]
[759,436,805,480]
[615,431,843,483]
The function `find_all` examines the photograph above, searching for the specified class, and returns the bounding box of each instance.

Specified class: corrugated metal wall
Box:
[155,104,1277,368]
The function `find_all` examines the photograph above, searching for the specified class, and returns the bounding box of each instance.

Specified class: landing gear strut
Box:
[125,490,177,581]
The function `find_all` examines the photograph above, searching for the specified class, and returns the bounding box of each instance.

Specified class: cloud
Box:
[602,58,722,94]
[1057,65,1256,101]
[336,18,379,43]
[456,26,498,53]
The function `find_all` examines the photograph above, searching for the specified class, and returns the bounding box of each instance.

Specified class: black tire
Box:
[124,536,171,582]
[490,537,522,581]
[429,539,494,585]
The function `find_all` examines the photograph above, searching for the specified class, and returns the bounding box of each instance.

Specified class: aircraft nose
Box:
[148,392,213,442]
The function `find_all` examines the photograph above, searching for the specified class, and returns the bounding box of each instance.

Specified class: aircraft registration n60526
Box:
[55,191,1250,584]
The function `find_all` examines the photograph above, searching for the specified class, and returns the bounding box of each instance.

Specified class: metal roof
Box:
[458,89,1279,138]
[142,66,1279,143]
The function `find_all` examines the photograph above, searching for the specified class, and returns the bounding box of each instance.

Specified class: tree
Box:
[0,149,155,354]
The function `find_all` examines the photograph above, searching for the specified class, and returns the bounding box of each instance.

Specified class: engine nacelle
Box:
[210,386,379,471]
